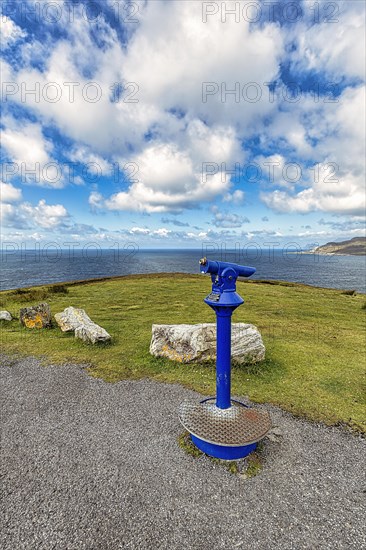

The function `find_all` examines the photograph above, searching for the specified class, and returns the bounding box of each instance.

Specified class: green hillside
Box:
[313,237,366,255]
[1,274,365,431]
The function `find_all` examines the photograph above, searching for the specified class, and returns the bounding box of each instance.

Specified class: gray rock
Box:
[54,306,111,344]
[150,323,265,364]
[0,310,12,321]
[74,324,111,344]
[54,306,92,332]
[19,302,52,329]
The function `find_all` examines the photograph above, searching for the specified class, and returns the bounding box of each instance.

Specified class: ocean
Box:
[1,247,365,293]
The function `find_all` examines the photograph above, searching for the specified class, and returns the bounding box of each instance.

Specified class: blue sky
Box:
[0,0,365,250]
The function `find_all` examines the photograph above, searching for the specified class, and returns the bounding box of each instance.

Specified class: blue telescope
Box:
[199,257,255,309]
[199,257,256,408]
[199,258,256,278]
[178,257,271,460]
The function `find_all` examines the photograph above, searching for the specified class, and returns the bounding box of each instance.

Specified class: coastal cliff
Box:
[311,237,366,255]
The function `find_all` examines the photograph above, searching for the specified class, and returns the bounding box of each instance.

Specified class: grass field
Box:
[1,273,365,432]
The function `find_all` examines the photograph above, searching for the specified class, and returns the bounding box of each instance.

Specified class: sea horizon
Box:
[1,248,365,293]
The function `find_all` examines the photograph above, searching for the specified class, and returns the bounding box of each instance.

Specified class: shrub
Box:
[8,284,68,303]
[48,284,69,294]
[11,288,49,302]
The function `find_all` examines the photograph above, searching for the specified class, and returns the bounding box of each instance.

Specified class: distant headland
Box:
[309,237,366,255]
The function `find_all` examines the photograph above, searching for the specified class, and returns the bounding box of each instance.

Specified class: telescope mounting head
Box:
[199,257,256,310]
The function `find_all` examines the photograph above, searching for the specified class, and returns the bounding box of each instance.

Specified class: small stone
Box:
[150,323,265,364]
[20,303,52,329]
[266,426,283,442]
[270,426,283,436]
[54,306,111,344]
[0,310,12,321]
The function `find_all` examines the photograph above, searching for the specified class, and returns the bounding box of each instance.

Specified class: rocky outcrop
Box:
[150,323,265,364]
[54,306,111,344]
[0,311,12,321]
[20,303,52,329]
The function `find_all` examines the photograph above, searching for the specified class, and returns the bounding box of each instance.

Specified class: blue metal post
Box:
[216,309,232,409]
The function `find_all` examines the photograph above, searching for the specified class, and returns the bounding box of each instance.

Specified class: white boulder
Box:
[54,306,111,344]
[150,323,265,364]
[0,310,12,321]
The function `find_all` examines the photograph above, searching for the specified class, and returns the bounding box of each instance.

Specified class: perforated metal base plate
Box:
[178,398,272,447]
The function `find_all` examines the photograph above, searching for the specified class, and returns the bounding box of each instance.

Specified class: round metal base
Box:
[178,397,271,459]
[191,434,257,460]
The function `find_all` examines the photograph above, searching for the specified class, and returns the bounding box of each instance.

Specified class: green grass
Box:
[1,273,365,432]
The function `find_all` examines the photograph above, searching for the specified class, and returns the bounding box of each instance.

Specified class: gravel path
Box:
[1,355,365,550]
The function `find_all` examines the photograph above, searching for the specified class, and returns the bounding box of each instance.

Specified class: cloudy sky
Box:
[0,0,365,249]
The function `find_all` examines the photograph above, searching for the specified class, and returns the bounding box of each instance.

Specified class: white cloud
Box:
[130,226,150,235]
[0,181,22,203]
[0,17,26,48]
[3,1,282,169]
[243,229,283,240]
[1,118,64,188]
[2,119,51,165]
[0,58,13,83]
[291,2,365,80]
[133,143,194,192]
[0,203,18,225]
[1,230,46,242]
[126,226,172,238]
[254,154,297,190]
[1,198,69,229]
[211,206,250,228]
[0,181,24,229]
[94,118,244,212]
[260,85,366,215]
[186,119,242,166]
[21,199,68,228]
[1,0,364,222]
[102,135,237,212]
[223,190,245,203]
[88,191,104,210]
[66,146,113,175]
[261,171,365,215]
[122,1,283,129]
[152,228,170,238]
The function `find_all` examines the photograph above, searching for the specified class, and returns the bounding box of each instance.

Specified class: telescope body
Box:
[200,258,256,279]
